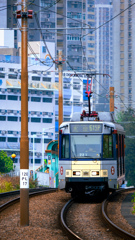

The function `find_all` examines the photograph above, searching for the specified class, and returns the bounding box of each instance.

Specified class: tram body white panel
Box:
[59,159,124,190]
[59,161,71,189]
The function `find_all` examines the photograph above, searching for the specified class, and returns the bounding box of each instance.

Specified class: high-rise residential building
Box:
[0,0,96,71]
[113,0,135,113]
[94,0,113,112]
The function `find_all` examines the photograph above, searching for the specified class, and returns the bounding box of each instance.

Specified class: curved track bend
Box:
[102,188,135,240]
[61,189,135,240]
[0,188,57,213]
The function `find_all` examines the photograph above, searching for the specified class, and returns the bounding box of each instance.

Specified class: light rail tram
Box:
[59,111,125,197]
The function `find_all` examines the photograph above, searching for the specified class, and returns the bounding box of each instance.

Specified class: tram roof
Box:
[60,120,125,133]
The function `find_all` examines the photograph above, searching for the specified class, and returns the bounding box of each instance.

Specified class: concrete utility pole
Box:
[58,50,63,126]
[110,87,114,113]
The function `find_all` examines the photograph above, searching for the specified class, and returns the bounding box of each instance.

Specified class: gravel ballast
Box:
[0,190,70,240]
[0,190,135,239]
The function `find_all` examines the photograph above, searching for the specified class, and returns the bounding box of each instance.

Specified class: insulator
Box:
[16,10,21,14]
[28,10,33,18]
[16,14,21,18]
[28,15,33,19]
[28,10,33,14]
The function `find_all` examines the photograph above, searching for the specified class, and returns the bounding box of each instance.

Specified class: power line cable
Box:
[114,90,135,104]
[67,59,110,97]
[81,2,135,39]
[34,13,56,64]
[32,3,91,28]
[35,0,61,10]
[16,19,53,67]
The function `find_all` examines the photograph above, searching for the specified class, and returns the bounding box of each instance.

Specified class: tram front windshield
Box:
[71,135,101,158]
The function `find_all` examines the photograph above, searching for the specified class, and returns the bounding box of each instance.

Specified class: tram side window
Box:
[103,135,113,158]
[61,135,69,159]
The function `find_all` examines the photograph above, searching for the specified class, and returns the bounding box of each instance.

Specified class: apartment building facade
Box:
[94,0,113,112]
[113,0,135,112]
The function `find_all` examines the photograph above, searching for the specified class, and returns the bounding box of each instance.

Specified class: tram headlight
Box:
[92,171,99,176]
[73,171,81,176]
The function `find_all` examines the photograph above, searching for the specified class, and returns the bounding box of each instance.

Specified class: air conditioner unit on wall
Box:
[7,89,11,93]
[13,110,17,115]
[1,130,6,135]
[13,131,17,136]
[48,112,51,117]
[1,110,6,114]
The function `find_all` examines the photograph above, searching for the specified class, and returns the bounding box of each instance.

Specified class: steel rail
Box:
[0,187,52,198]
[60,198,83,240]
[0,188,57,213]
[102,188,135,240]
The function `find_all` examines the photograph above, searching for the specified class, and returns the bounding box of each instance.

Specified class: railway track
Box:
[60,189,135,240]
[0,188,57,213]
[61,198,82,240]
[102,188,135,240]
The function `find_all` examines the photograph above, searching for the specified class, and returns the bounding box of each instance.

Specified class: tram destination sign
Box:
[70,124,102,133]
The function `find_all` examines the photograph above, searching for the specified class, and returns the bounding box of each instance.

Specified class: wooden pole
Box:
[20,0,29,226]
[58,50,63,126]
[110,87,114,113]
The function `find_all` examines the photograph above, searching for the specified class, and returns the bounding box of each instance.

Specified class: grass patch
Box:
[0,175,38,193]
[131,192,135,214]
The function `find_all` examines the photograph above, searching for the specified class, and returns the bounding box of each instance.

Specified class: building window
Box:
[31,159,41,164]
[0,137,6,142]
[7,137,18,142]
[0,73,5,78]
[103,135,113,158]
[31,118,41,123]
[8,74,17,79]
[42,46,46,53]
[31,97,41,102]
[8,117,18,121]
[42,77,51,82]
[0,116,6,121]
[8,96,18,101]
[32,76,40,81]
[0,95,6,100]
[43,98,52,102]
[31,138,41,143]
[44,139,52,143]
[43,118,52,123]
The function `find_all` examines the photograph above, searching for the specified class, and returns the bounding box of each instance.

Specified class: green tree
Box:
[0,151,13,173]
[116,108,135,186]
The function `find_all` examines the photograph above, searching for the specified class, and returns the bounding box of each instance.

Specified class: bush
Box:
[0,175,38,193]
[29,178,38,188]
[131,192,135,214]
[0,177,13,193]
